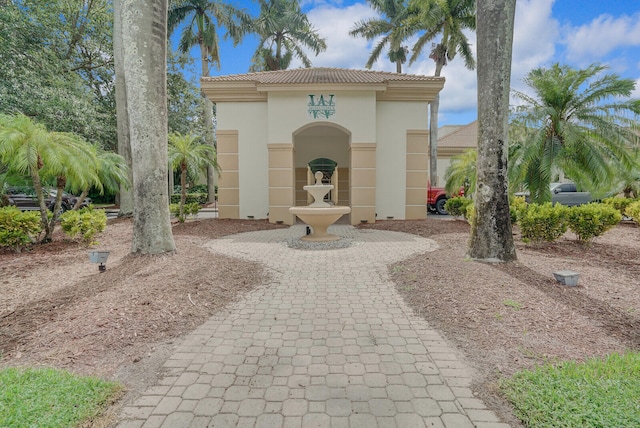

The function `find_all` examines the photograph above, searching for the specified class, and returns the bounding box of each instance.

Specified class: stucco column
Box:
[350,143,376,224]
[268,143,296,225]
[217,130,239,219]
[406,130,429,219]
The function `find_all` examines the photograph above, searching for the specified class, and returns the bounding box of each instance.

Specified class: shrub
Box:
[602,197,636,217]
[518,202,569,244]
[170,192,207,205]
[59,206,107,245]
[566,203,621,243]
[509,196,528,224]
[170,202,201,223]
[0,207,41,252]
[626,200,640,224]
[445,196,472,218]
[465,201,475,224]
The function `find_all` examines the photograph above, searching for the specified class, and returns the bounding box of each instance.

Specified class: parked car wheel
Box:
[435,198,448,215]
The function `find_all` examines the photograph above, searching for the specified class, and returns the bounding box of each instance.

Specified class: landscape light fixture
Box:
[88,250,110,272]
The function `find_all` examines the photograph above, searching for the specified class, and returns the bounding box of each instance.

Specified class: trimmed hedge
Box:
[170,192,207,205]
[519,202,569,244]
[566,203,621,243]
[444,196,473,218]
[59,206,107,244]
[625,200,640,224]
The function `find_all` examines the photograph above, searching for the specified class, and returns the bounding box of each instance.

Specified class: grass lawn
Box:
[501,352,640,427]
[0,367,122,427]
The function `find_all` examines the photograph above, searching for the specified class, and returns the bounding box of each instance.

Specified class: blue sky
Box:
[174,0,640,126]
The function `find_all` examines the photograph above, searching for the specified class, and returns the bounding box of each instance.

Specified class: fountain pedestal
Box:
[289,171,351,242]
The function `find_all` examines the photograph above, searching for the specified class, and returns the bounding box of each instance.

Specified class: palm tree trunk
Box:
[396,60,402,74]
[180,166,187,219]
[429,60,445,186]
[114,0,133,216]
[121,0,176,255]
[199,42,217,204]
[73,187,91,210]
[467,0,516,262]
[30,168,51,242]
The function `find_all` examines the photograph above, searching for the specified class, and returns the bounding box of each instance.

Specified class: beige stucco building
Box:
[436,120,478,185]
[201,68,445,225]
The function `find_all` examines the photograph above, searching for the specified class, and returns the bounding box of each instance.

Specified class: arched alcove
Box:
[293,123,351,212]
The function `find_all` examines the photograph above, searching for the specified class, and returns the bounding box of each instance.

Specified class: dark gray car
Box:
[5,187,91,213]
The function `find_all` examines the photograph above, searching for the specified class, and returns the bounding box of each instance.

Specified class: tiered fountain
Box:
[289,171,351,241]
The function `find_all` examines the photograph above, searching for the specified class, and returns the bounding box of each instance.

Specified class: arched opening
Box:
[293,123,351,219]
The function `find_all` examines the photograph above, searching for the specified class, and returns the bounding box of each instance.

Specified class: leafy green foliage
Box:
[249,0,327,71]
[170,202,201,222]
[0,207,41,252]
[444,196,472,217]
[510,63,640,203]
[566,203,621,243]
[626,200,640,224]
[0,367,122,427]
[602,196,637,217]
[444,149,477,197]
[518,202,569,244]
[59,206,107,244]
[170,193,208,205]
[509,196,528,224]
[501,352,640,427]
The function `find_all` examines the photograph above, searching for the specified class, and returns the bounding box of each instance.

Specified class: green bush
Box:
[170,192,207,205]
[444,196,472,217]
[59,206,107,244]
[566,203,621,243]
[602,197,637,217]
[626,200,640,224]
[465,201,475,224]
[509,196,528,224]
[0,207,41,252]
[169,202,201,223]
[518,202,569,244]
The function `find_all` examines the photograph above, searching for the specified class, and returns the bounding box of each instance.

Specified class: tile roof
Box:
[202,67,442,85]
[439,120,477,148]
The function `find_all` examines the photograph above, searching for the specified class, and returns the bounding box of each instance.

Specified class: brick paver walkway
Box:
[117,225,509,428]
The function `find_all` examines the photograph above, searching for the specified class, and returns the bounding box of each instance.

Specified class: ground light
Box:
[88,250,110,272]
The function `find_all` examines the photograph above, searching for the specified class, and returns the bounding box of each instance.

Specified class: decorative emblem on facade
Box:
[307,94,336,119]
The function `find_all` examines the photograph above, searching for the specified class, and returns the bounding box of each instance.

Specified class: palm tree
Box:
[248,0,327,72]
[168,0,249,203]
[350,0,414,74]
[121,0,175,254]
[0,114,97,241]
[444,148,476,197]
[168,132,217,219]
[467,0,515,262]
[72,147,130,210]
[407,0,476,185]
[511,63,640,204]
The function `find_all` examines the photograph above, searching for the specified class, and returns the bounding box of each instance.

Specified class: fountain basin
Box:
[289,206,351,241]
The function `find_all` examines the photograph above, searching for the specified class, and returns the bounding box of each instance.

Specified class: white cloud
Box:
[563,13,640,65]
[632,78,640,98]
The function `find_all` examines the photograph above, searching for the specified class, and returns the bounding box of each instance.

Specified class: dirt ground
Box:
[1,215,639,426]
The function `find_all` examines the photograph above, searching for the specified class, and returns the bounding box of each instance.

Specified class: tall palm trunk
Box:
[121,0,176,255]
[467,0,516,262]
[113,0,133,216]
[198,42,217,204]
[180,163,187,219]
[30,166,51,242]
[429,60,444,186]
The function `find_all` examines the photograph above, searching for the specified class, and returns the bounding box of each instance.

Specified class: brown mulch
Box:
[1,216,639,427]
